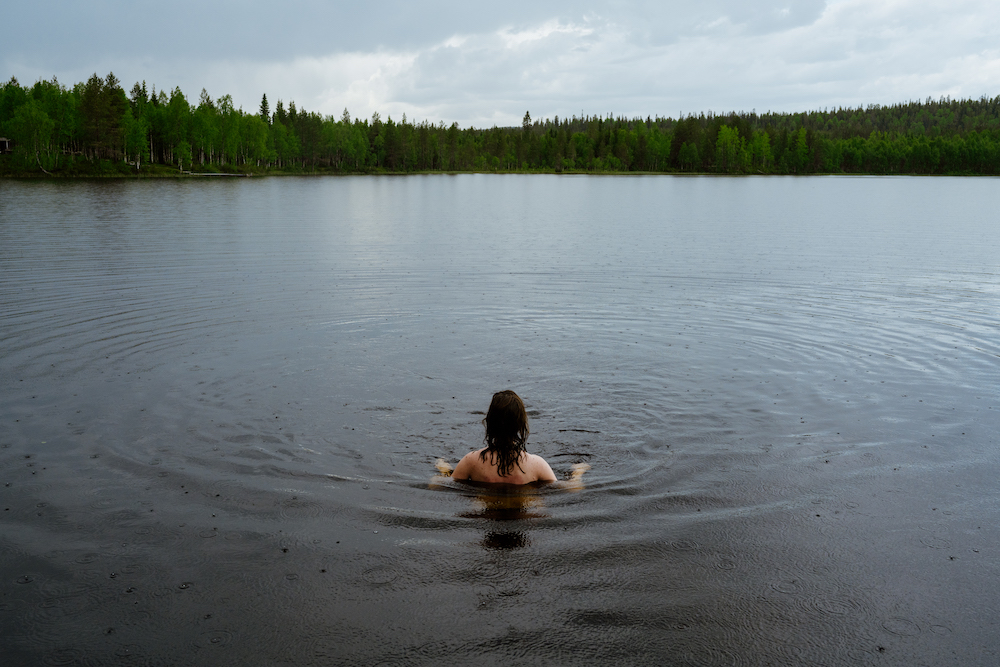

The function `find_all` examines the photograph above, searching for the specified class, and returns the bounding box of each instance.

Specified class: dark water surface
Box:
[1,175,998,665]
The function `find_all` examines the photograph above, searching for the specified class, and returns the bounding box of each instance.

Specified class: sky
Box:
[4,0,1000,127]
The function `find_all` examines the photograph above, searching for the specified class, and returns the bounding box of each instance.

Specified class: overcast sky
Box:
[5,0,1000,126]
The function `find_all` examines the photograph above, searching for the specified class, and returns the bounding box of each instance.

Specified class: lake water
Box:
[1,175,999,665]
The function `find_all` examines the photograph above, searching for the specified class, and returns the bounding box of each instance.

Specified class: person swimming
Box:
[449,390,557,485]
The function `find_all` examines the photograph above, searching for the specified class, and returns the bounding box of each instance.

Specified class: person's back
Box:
[450,390,556,485]
[452,447,555,484]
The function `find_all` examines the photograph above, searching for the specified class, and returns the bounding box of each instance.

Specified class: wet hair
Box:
[480,390,529,477]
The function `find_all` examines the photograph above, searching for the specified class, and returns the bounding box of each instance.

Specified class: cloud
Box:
[286,1,1000,125]
[498,19,595,49]
[198,51,421,119]
[4,1,1000,126]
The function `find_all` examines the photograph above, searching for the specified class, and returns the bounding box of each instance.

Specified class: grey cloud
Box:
[4,1,1000,128]
[4,0,825,65]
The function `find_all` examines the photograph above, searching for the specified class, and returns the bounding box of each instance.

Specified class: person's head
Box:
[481,390,529,476]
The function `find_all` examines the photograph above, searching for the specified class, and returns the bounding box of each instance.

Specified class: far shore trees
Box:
[3,74,1000,176]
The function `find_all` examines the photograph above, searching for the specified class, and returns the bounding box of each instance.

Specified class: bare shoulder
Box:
[527,453,556,482]
[451,449,485,479]
[459,449,485,463]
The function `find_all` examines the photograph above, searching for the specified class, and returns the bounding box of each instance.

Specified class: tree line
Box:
[3,73,1000,176]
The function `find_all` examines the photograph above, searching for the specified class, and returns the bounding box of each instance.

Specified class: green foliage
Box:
[715,125,745,173]
[78,72,128,160]
[175,140,192,170]
[8,99,55,169]
[120,107,150,166]
[3,75,1000,176]
[678,142,699,171]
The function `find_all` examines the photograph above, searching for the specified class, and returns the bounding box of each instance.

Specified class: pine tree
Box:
[260,94,270,125]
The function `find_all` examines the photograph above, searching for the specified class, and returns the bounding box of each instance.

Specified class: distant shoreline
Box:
[2,168,995,179]
[4,74,1000,178]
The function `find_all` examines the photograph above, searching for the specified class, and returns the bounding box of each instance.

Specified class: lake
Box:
[1,174,999,665]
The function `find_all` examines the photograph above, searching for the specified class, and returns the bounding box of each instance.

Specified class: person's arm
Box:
[429,458,454,490]
[565,462,590,489]
[435,458,452,476]
[545,462,590,490]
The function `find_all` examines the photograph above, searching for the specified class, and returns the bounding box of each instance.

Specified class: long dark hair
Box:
[479,390,529,477]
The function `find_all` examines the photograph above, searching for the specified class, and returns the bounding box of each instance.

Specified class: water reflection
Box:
[482,530,529,550]
[461,488,544,551]
[459,488,547,520]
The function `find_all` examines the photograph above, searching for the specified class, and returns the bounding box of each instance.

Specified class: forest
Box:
[3,73,1000,176]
